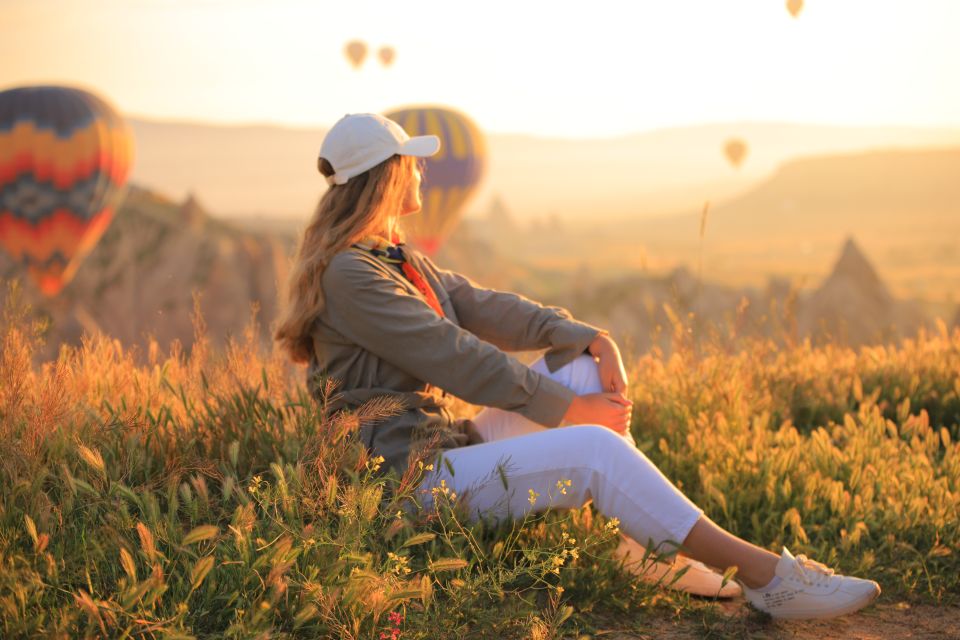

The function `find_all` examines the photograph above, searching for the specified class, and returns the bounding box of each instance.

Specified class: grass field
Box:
[1,281,958,639]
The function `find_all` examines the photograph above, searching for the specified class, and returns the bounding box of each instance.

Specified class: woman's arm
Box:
[420,255,605,373]
[322,252,577,427]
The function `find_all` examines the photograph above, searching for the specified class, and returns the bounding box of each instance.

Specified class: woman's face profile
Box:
[400,164,423,216]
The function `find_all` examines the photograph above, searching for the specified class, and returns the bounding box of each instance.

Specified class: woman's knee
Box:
[555,424,634,460]
[531,354,602,395]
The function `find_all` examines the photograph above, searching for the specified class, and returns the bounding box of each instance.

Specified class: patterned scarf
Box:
[352,233,445,317]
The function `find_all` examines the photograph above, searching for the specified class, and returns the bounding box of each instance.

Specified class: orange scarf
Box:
[352,234,445,317]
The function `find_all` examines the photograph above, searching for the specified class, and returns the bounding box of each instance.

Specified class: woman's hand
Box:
[563,393,633,434]
[588,332,628,395]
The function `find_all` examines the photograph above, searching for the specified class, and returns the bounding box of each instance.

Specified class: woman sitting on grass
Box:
[274,113,880,620]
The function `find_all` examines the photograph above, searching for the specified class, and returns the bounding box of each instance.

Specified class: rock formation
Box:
[0,185,290,360]
[797,237,925,346]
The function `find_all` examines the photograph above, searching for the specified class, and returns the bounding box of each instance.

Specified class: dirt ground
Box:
[594,601,960,640]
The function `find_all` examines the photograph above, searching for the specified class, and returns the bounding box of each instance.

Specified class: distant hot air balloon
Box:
[786,0,803,18]
[378,46,396,67]
[384,106,486,255]
[344,40,368,69]
[0,86,134,296]
[723,138,748,169]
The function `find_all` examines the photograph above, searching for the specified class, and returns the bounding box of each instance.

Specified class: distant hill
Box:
[587,147,960,306]
[0,186,290,360]
[128,117,960,222]
[486,122,960,221]
[541,235,931,356]
[0,181,948,359]
[228,144,960,312]
[130,118,323,219]
[645,147,960,236]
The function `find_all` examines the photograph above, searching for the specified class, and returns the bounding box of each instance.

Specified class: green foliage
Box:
[0,286,637,639]
[1,282,958,637]
[632,322,960,603]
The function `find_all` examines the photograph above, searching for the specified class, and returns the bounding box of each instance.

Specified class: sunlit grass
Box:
[632,321,960,602]
[1,279,958,638]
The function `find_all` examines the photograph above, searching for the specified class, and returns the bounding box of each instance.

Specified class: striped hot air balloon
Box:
[384,106,486,255]
[0,86,134,296]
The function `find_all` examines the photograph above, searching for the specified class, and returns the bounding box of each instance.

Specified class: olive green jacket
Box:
[307,246,605,476]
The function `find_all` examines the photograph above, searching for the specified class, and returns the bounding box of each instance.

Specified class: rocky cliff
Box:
[0,185,291,361]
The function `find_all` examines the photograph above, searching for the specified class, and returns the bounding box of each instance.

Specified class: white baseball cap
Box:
[319,113,440,186]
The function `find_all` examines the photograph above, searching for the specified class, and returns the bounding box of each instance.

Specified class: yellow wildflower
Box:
[431,479,455,501]
[551,555,565,575]
[604,517,621,535]
[387,552,412,575]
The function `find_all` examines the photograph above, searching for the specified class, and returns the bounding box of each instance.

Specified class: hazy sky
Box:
[3,0,959,137]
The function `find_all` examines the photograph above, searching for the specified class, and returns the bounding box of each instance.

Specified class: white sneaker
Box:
[614,536,742,599]
[742,547,880,620]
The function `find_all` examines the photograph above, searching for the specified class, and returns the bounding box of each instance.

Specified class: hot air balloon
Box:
[786,0,803,18]
[378,46,396,67]
[344,40,368,69]
[0,86,134,296]
[383,106,486,255]
[723,138,748,169]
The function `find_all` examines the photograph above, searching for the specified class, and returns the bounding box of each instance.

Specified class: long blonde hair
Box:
[275,153,417,363]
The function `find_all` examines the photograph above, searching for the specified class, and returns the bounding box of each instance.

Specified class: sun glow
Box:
[2,0,958,136]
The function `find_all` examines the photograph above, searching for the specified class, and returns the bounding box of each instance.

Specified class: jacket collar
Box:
[352,233,406,264]
[352,233,393,252]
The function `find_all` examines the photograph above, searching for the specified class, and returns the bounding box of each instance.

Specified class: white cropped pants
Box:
[418,354,704,550]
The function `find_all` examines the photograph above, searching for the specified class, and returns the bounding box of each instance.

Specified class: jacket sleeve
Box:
[421,255,607,373]
[321,252,576,427]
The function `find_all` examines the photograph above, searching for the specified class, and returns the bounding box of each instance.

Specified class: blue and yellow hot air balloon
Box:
[0,86,134,296]
[384,106,486,255]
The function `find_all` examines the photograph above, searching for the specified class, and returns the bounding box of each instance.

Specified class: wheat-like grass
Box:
[1,280,958,637]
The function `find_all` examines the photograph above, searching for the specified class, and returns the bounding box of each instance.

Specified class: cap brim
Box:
[399,135,440,158]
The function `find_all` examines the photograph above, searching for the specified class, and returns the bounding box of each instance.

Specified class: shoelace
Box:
[791,554,835,587]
